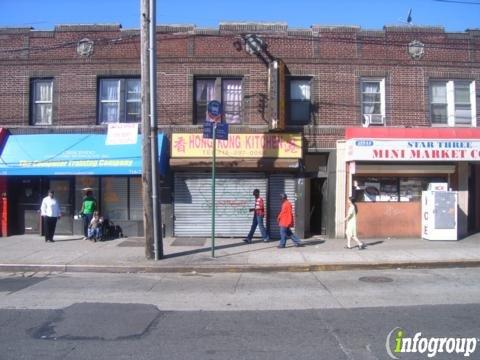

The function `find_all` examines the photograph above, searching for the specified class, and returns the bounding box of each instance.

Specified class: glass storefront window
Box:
[354,176,447,202]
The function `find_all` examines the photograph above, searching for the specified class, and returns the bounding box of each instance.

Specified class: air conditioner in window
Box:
[362,114,384,127]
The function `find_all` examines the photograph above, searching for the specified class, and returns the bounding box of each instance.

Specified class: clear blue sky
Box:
[0,0,479,32]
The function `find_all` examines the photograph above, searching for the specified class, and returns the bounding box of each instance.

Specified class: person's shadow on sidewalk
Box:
[162,239,326,259]
[363,240,384,247]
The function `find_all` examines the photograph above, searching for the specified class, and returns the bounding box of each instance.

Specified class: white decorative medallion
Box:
[76,38,94,57]
[408,40,425,60]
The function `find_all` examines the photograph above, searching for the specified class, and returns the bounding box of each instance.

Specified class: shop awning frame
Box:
[0,133,168,176]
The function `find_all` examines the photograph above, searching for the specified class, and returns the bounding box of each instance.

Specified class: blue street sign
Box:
[215,122,229,140]
[203,121,229,140]
[207,100,222,122]
[203,121,213,139]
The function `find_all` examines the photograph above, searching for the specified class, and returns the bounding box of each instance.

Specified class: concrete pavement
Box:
[0,232,480,273]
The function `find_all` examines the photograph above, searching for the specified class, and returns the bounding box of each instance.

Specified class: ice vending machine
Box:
[422,183,458,241]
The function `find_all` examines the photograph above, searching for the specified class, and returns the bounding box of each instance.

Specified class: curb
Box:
[1,260,480,274]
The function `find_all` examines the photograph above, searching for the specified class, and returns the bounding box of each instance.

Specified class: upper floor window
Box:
[98,78,140,124]
[288,78,311,125]
[361,78,385,125]
[430,80,476,126]
[31,79,53,125]
[194,78,242,124]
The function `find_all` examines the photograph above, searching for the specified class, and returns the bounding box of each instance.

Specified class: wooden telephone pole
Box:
[141,0,162,260]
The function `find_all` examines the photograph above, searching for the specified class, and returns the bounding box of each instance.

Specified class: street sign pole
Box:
[211,122,217,258]
[205,100,224,259]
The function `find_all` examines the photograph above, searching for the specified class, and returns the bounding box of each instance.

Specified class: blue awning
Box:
[0,133,168,176]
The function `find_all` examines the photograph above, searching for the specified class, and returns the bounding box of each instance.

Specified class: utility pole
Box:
[141,0,163,259]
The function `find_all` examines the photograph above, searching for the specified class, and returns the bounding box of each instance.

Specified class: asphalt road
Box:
[0,268,479,360]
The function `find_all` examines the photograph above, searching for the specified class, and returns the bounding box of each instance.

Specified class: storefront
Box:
[170,132,302,239]
[339,127,480,239]
[0,132,167,236]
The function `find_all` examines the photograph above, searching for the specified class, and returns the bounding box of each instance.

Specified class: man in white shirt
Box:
[40,190,61,242]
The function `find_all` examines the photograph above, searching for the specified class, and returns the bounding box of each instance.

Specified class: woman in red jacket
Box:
[277,193,302,248]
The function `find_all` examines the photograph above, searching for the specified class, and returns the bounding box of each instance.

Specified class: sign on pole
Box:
[203,121,228,141]
[207,100,222,122]
[205,100,226,258]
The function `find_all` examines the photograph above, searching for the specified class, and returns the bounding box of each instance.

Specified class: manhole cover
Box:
[358,276,393,283]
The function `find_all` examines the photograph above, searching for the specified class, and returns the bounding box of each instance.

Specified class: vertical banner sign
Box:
[277,59,286,130]
[269,61,279,130]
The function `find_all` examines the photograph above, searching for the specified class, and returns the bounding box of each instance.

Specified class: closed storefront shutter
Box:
[101,177,128,220]
[129,176,143,220]
[268,174,297,239]
[174,173,267,237]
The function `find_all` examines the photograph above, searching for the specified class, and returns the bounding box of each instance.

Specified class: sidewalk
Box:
[0,233,479,273]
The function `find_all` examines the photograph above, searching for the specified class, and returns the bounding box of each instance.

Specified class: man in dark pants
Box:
[277,193,302,248]
[80,190,97,240]
[244,189,270,243]
[40,190,61,243]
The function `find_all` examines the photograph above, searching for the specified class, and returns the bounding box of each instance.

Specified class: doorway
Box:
[49,178,74,235]
[8,176,74,235]
[468,163,480,233]
[310,178,326,235]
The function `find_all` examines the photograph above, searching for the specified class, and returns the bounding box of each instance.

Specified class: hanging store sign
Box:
[172,133,302,159]
[346,138,480,162]
[106,123,139,145]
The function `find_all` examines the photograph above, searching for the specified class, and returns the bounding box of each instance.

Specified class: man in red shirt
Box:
[244,189,270,243]
[277,193,302,248]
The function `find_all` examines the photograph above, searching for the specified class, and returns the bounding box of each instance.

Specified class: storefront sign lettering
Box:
[347,139,480,162]
[172,133,302,158]
[18,159,134,168]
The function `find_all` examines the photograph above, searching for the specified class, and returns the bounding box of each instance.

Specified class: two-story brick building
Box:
[0,23,478,240]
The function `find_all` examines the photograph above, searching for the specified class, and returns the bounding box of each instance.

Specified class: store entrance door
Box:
[49,178,74,235]
[310,178,326,235]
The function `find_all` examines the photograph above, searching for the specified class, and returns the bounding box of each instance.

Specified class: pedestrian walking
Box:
[80,189,97,240]
[244,189,270,243]
[277,193,302,248]
[345,196,365,250]
[40,190,61,243]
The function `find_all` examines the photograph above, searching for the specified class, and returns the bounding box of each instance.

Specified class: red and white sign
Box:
[345,128,480,162]
[106,123,138,145]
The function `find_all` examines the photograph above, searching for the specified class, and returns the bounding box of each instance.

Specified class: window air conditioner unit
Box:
[362,114,384,127]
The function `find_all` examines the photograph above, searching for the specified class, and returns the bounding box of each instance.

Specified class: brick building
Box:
[0,23,479,240]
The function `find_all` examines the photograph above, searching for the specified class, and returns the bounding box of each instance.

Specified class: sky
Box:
[0,0,479,32]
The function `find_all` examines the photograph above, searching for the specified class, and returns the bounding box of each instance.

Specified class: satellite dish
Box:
[397,8,414,26]
[406,8,413,24]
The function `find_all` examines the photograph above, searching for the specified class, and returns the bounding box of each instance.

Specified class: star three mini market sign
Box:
[171,133,302,158]
[345,128,480,162]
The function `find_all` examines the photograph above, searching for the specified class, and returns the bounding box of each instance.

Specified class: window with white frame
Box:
[99,78,141,124]
[361,78,385,125]
[430,80,476,126]
[288,78,311,125]
[194,78,242,124]
[31,79,53,125]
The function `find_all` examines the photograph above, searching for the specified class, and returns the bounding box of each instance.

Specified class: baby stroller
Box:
[101,219,124,241]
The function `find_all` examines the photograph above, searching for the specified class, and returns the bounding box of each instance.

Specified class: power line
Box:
[0,28,479,56]
[434,0,480,4]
